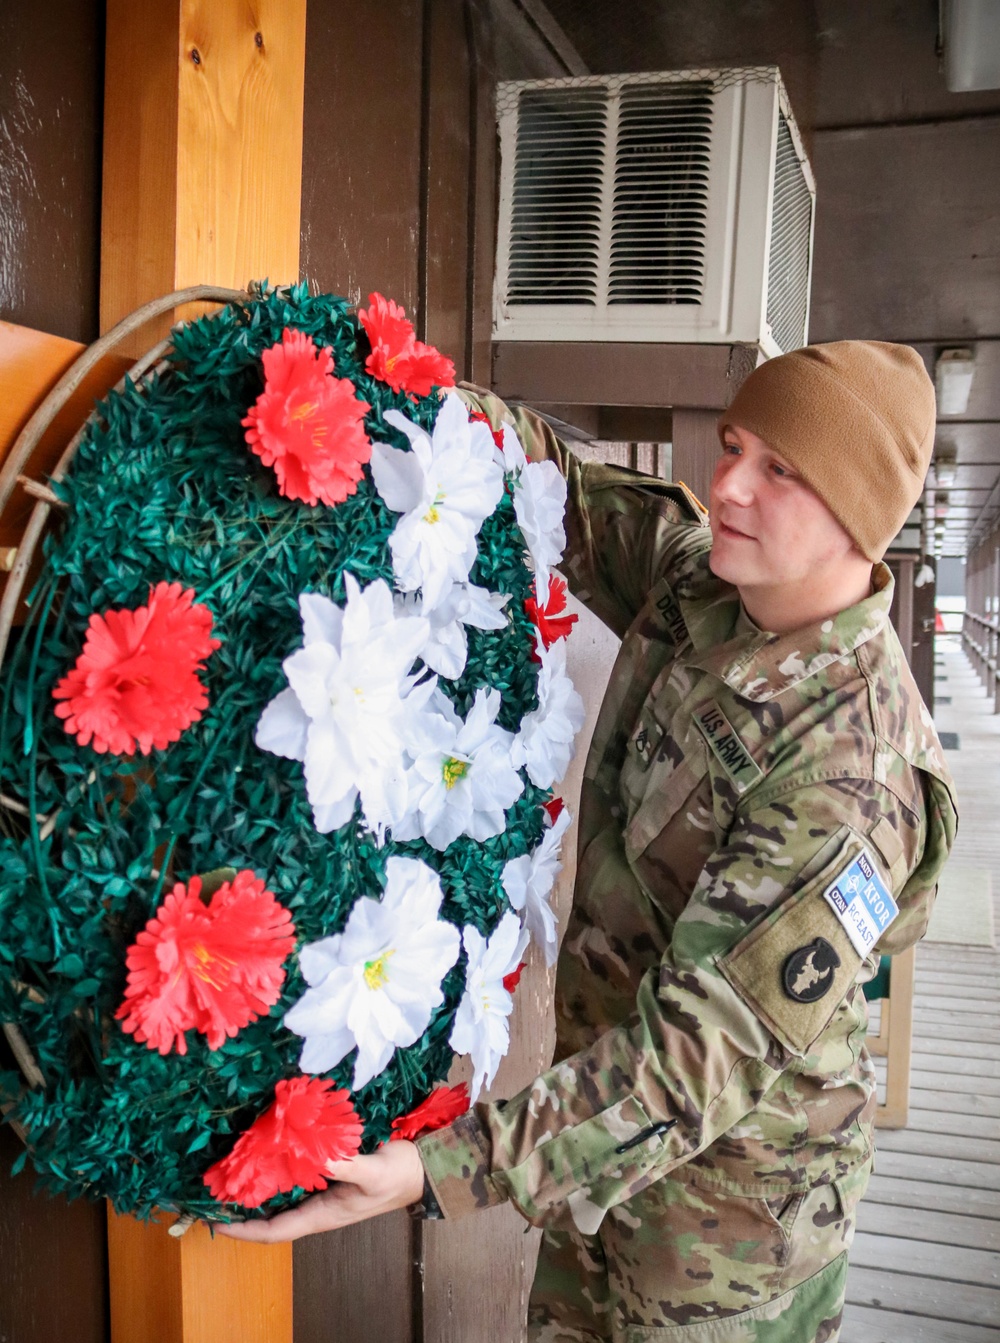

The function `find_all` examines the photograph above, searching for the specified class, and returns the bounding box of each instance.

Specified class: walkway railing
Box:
[961,611,1000,712]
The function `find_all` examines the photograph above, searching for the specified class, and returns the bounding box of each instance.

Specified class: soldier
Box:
[222,342,957,1343]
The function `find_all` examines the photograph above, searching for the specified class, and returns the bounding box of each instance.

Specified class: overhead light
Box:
[943,0,1000,91]
[935,348,975,415]
[935,442,958,486]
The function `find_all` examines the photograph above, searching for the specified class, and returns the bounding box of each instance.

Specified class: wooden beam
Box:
[101,0,306,354]
[672,409,719,515]
[493,341,759,411]
[108,1213,293,1343]
[100,3,304,1336]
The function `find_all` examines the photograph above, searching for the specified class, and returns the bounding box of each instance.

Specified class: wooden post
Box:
[99,3,305,1335]
[873,945,916,1130]
[101,0,306,354]
[672,408,720,515]
[108,1213,293,1343]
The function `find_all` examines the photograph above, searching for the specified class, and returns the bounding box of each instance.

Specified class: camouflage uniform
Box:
[417,394,958,1341]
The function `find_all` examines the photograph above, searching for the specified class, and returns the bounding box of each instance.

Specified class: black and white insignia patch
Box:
[782,938,841,1003]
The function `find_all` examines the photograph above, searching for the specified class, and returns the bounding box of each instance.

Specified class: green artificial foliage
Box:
[0,284,549,1221]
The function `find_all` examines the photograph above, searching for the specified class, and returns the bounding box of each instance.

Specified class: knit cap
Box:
[718,341,936,561]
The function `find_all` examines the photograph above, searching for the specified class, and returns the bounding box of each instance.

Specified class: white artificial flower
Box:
[512,459,567,605]
[394,580,509,680]
[449,911,529,1102]
[284,856,461,1090]
[494,421,527,475]
[501,805,573,967]
[371,392,505,612]
[512,637,585,789]
[255,574,433,838]
[393,687,524,852]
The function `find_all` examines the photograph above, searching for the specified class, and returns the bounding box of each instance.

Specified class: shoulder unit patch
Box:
[782,938,841,1002]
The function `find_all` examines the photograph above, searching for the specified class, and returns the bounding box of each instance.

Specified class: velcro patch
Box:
[693,700,763,793]
[822,850,899,957]
[717,835,878,1055]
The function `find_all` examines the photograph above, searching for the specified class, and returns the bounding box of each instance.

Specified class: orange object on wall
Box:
[0,321,131,616]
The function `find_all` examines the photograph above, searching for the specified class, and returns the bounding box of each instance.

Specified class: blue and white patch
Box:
[823,850,899,957]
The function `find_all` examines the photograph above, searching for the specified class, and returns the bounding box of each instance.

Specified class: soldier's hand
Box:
[213,1138,426,1243]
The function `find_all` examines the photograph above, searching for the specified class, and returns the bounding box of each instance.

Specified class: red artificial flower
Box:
[502,962,526,995]
[116,870,297,1055]
[358,292,455,397]
[242,328,372,507]
[524,574,578,656]
[389,1083,470,1142]
[52,582,220,755]
[543,797,565,826]
[467,409,505,452]
[203,1076,363,1208]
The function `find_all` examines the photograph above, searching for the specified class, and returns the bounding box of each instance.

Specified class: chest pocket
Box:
[623,721,710,863]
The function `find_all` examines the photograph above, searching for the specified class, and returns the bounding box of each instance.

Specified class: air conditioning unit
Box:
[494,67,815,356]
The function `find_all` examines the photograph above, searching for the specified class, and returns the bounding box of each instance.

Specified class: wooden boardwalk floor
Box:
[842,637,1000,1342]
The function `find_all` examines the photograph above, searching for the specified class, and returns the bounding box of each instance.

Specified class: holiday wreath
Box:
[0,283,584,1222]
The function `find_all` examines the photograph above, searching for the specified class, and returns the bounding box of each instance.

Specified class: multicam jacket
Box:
[417,394,958,1231]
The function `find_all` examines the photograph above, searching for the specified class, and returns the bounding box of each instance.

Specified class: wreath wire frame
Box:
[0,283,557,1222]
[0,288,251,1133]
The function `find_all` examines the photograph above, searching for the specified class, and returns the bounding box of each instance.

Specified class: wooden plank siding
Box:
[842,638,1000,1342]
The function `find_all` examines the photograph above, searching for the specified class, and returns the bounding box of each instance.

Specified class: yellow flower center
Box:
[289,400,327,447]
[441,756,469,790]
[189,942,234,991]
[363,949,394,990]
[423,489,446,524]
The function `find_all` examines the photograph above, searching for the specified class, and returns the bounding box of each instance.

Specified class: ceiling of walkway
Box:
[518,0,1000,558]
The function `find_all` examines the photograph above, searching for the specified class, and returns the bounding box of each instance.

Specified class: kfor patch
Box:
[694,700,763,792]
[822,850,898,956]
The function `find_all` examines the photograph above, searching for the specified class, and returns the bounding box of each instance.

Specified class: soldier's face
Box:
[708,424,859,591]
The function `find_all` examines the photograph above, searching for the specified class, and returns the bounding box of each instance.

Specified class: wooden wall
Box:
[1,14,110,1340]
[0,0,104,344]
[293,7,574,1339]
[0,3,577,1340]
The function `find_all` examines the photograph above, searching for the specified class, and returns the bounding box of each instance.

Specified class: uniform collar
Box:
[682,560,895,703]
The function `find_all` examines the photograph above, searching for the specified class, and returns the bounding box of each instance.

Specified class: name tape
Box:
[694,700,763,792]
[822,850,899,957]
[654,589,689,649]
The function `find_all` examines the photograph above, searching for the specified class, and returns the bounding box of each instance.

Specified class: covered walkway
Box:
[843,637,1000,1341]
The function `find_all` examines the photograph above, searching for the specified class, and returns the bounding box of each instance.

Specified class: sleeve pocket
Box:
[715,830,878,1056]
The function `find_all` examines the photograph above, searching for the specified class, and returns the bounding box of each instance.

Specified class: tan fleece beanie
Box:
[718,341,936,561]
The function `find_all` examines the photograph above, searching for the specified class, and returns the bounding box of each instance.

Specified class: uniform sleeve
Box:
[416,788,920,1225]
[457,386,709,639]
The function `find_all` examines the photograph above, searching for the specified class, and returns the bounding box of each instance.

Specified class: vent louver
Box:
[495,68,815,351]
[507,89,608,306]
[609,82,713,305]
[765,116,813,352]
